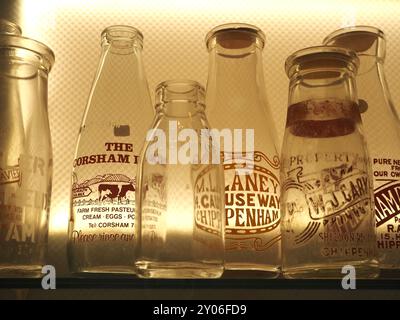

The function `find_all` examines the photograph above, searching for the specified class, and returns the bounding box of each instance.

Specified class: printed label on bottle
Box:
[282,151,374,259]
[0,165,20,185]
[194,166,223,236]
[71,173,136,243]
[193,165,224,252]
[141,173,167,248]
[375,181,400,250]
[223,151,281,251]
[0,154,50,261]
[71,141,139,244]
[372,157,400,252]
[73,142,139,168]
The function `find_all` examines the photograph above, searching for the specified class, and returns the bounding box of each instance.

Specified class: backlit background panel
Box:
[2,0,400,275]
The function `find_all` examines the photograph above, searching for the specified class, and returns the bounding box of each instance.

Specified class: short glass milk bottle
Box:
[135,80,225,278]
[323,26,400,274]
[0,20,54,277]
[280,46,379,278]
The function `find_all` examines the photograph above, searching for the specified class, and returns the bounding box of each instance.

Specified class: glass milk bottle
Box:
[135,80,225,278]
[281,46,379,279]
[205,23,281,276]
[324,26,400,274]
[68,26,153,274]
[0,20,54,277]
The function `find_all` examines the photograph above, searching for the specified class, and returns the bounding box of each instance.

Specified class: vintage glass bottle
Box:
[135,80,225,278]
[0,20,54,277]
[281,46,379,278]
[323,26,400,274]
[68,26,153,274]
[205,23,281,276]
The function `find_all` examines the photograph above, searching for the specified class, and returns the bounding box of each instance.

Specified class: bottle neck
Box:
[356,55,395,115]
[155,81,206,119]
[288,69,358,107]
[322,30,391,114]
[206,44,266,113]
[101,38,144,61]
[157,101,205,119]
[94,41,146,95]
[102,38,142,55]
[82,38,151,126]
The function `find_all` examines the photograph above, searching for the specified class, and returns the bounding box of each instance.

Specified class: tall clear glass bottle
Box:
[68,26,153,274]
[281,46,379,279]
[0,20,54,277]
[205,23,281,276]
[135,80,225,278]
[323,26,400,274]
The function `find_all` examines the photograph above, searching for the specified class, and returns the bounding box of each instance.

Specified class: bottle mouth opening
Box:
[101,25,143,47]
[285,45,359,78]
[323,25,384,45]
[323,25,385,56]
[156,80,205,105]
[205,23,265,51]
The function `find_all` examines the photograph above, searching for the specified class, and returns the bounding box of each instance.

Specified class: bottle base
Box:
[70,265,136,276]
[0,264,43,278]
[224,264,280,278]
[136,261,224,279]
[283,262,380,279]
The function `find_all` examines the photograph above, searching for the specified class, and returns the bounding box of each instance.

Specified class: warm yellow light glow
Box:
[22,0,400,20]
[340,4,358,27]
[20,0,400,43]
[49,202,69,235]
[19,0,400,239]
[21,1,57,40]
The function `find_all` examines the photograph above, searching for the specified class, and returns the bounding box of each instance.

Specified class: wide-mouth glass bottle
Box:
[0,19,54,277]
[281,46,379,279]
[324,26,400,275]
[205,23,281,277]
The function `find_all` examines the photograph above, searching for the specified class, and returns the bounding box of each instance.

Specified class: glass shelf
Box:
[1,276,400,290]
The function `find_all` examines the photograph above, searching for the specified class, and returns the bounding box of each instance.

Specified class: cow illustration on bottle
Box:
[98,182,135,204]
[71,174,136,206]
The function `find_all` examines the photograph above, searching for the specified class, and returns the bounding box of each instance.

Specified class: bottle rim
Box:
[285,45,359,77]
[205,22,265,50]
[156,79,204,91]
[0,35,55,73]
[155,79,205,104]
[101,25,143,46]
[0,19,21,36]
[323,25,385,46]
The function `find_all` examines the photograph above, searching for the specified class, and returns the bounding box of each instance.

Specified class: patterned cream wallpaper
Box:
[5,0,400,274]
